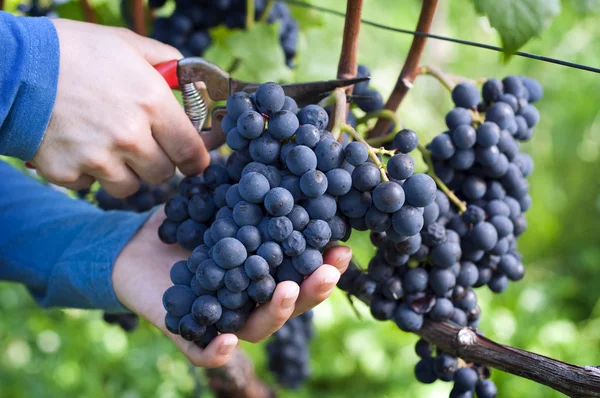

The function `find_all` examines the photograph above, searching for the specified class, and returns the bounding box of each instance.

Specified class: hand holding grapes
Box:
[111,206,352,367]
[31,20,212,198]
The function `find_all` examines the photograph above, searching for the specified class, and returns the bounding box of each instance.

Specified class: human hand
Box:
[112,207,352,368]
[31,20,211,197]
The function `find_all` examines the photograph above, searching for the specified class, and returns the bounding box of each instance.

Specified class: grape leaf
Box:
[204,23,293,83]
[473,0,561,53]
[288,3,325,29]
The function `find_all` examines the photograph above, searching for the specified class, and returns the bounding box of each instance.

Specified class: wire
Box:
[284,0,600,74]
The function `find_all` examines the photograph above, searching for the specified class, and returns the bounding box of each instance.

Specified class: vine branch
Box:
[206,348,275,398]
[343,271,600,398]
[80,0,97,24]
[369,0,439,138]
[417,321,600,398]
[131,0,146,36]
[331,0,363,130]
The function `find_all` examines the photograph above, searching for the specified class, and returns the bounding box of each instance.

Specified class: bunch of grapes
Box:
[266,310,314,389]
[150,0,298,67]
[158,79,437,347]
[337,75,541,397]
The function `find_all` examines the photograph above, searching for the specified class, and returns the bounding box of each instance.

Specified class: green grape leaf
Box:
[203,23,293,83]
[473,0,561,53]
[289,3,325,29]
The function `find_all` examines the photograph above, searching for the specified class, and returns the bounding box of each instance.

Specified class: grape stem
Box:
[417,144,467,213]
[368,0,439,138]
[246,0,255,29]
[365,130,396,147]
[341,124,389,182]
[259,0,275,24]
[356,109,401,132]
[331,88,348,139]
[418,65,456,91]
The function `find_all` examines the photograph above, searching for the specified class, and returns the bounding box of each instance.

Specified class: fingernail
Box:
[218,336,237,355]
[281,286,299,309]
[339,248,353,263]
[322,271,341,290]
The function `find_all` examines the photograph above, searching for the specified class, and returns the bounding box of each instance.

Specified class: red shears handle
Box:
[154,59,180,89]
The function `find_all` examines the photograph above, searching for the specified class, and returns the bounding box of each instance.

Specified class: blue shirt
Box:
[0,12,151,312]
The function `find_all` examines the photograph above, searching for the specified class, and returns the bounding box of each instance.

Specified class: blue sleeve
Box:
[0,161,153,312]
[0,11,59,160]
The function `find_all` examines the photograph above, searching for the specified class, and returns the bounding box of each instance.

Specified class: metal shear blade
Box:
[176,57,370,105]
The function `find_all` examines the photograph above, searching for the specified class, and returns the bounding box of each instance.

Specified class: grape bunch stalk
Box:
[158,79,437,348]
[337,74,541,398]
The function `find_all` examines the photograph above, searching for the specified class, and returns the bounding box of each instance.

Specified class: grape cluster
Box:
[266,310,314,389]
[158,80,436,347]
[337,75,541,398]
[150,0,298,67]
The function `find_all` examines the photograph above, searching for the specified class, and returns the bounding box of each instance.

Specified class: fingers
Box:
[60,174,96,191]
[111,26,183,65]
[322,246,353,275]
[235,282,300,343]
[151,89,211,175]
[291,264,340,317]
[291,246,352,317]
[93,164,141,198]
[124,138,175,185]
[167,332,238,368]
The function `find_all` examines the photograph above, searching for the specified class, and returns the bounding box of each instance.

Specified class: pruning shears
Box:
[153,57,369,146]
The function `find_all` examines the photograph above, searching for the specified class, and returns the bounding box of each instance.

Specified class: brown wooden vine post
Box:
[368,0,438,138]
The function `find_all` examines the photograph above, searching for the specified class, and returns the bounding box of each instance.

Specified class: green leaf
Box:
[203,23,293,83]
[473,0,561,53]
[289,2,325,29]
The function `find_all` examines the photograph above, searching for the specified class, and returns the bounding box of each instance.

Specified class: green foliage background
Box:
[2,0,600,397]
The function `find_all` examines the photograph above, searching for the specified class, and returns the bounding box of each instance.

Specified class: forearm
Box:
[0,11,59,160]
[0,161,151,311]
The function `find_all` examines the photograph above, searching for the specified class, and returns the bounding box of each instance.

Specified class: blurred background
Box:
[2,0,600,397]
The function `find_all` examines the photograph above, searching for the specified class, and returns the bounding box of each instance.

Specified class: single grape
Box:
[255,82,285,116]
[269,110,299,140]
[344,141,369,166]
[162,285,196,316]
